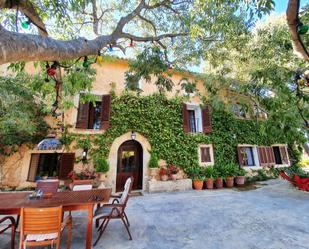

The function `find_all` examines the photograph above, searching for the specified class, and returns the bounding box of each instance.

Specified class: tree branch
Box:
[286,0,309,62]
[0,0,189,64]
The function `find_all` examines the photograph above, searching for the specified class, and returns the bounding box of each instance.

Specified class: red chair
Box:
[0,216,15,249]
[93,177,134,246]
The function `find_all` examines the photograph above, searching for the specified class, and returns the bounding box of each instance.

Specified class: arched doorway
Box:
[116,140,143,192]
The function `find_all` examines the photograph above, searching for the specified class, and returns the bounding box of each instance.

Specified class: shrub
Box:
[204,166,217,179]
[149,152,159,168]
[93,157,109,173]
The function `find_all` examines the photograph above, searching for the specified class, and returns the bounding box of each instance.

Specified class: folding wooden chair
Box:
[19,206,72,249]
[93,177,134,246]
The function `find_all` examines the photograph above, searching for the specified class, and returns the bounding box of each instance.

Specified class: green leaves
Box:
[0,75,48,154]
[125,47,174,94]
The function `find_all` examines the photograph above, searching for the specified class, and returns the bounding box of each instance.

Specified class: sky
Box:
[274,0,309,13]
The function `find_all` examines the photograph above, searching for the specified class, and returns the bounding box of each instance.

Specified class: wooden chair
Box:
[93,177,134,246]
[36,179,59,194]
[19,206,72,249]
[0,216,15,249]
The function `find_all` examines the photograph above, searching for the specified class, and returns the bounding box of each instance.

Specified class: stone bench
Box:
[148,179,192,193]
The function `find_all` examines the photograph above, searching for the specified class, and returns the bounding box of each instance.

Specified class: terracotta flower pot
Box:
[170,174,177,181]
[160,175,169,181]
[193,180,204,190]
[205,178,214,189]
[236,176,245,185]
[149,168,159,181]
[97,173,106,181]
[226,176,234,188]
[215,178,223,189]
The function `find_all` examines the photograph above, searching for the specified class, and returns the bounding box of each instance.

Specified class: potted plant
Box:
[186,166,204,190]
[204,166,216,189]
[214,166,224,189]
[149,152,159,181]
[236,168,246,185]
[67,170,96,189]
[94,157,109,181]
[225,163,238,188]
[159,167,168,181]
[193,174,204,190]
[167,164,179,181]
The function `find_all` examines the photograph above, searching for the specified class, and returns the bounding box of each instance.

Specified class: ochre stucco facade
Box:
[0,58,211,191]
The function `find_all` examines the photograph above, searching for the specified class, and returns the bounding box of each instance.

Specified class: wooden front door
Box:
[116,140,143,192]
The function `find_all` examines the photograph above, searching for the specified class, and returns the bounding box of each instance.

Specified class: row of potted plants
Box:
[186,163,246,190]
[159,164,180,181]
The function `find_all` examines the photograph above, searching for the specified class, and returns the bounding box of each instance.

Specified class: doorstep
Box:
[148,179,192,193]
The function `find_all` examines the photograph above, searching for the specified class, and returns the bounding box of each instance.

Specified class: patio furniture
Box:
[70,179,93,191]
[93,177,134,246]
[72,184,93,191]
[19,206,72,249]
[0,216,15,249]
[0,188,112,249]
[36,179,59,194]
[280,171,309,192]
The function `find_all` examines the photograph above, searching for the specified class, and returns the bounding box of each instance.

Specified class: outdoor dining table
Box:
[0,188,112,249]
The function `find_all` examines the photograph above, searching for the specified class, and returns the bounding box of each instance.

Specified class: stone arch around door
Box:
[107,132,151,192]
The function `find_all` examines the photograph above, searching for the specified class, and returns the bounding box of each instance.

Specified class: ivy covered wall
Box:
[70,92,300,170]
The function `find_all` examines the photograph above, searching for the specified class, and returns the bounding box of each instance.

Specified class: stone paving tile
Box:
[0,179,309,249]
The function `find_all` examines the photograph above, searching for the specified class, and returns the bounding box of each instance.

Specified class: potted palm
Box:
[149,152,159,181]
[214,166,224,189]
[204,166,216,189]
[236,168,246,185]
[225,163,238,188]
[186,166,204,190]
[94,157,109,181]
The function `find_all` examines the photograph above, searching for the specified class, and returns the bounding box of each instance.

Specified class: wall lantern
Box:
[131,131,136,140]
[82,149,88,162]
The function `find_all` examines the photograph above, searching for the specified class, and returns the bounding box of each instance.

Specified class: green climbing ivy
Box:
[68,92,301,171]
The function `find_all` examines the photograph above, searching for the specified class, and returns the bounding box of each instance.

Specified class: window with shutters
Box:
[183,104,203,133]
[257,146,276,167]
[199,144,214,166]
[272,145,290,166]
[27,153,75,181]
[237,145,260,167]
[76,94,111,130]
[232,103,247,118]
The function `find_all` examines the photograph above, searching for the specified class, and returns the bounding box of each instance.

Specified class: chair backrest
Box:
[119,177,134,205]
[36,179,59,194]
[72,184,93,191]
[20,206,62,235]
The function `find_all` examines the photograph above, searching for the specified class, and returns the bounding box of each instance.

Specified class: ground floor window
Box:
[199,144,214,166]
[237,145,259,167]
[238,144,290,167]
[272,145,289,165]
[27,153,75,182]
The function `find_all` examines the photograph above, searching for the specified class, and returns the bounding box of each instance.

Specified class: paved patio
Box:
[1,179,309,249]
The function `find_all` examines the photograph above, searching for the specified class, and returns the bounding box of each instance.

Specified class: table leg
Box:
[86,204,94,249]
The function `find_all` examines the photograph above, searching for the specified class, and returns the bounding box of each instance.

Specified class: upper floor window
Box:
[76,94,111,130]
[183,103,212,134]
[232,103,246,118]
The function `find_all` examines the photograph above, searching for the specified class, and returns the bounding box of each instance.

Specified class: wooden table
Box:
[0,188,112,249]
